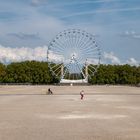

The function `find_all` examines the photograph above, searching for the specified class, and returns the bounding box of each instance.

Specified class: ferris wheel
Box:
[47,29,101,83]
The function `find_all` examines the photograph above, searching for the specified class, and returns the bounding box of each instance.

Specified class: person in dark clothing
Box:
[47,88,53,95]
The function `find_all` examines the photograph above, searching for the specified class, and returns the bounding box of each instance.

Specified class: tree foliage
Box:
[0,61,139,85]
[1,61,57,84]
[0,63,6,82]
[90,64,140,85]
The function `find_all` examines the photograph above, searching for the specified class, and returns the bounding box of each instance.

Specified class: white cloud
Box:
[103,52,121,64]
[103,52,139,66]
[126,58,139,66]
[86,58,100,65]
[120,30,140,39]
[0,45,48,63]
[48,50,64,62]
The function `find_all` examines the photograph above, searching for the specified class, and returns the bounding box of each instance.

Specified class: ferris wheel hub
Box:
[71,53,77,59]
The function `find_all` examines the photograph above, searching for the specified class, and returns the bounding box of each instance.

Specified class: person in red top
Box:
[80,90,84,100]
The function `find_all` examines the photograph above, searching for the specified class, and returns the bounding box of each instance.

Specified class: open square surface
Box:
[0,85,140,140]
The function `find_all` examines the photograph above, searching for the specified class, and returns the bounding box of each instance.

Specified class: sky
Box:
[0,0,140,65]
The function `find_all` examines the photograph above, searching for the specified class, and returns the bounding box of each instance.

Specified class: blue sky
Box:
[0,0,140,65]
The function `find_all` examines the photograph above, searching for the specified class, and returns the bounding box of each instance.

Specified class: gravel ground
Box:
[0,85,140,140]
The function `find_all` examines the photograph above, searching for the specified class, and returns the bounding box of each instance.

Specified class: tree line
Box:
[0,61,140,85]
[89,64,140,85]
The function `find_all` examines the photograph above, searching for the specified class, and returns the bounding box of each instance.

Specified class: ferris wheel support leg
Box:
[85,64,88,78]
[61,65,64,79]
[85,76,88,83]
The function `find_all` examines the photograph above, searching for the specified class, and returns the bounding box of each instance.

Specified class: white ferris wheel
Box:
[47,29,101,83]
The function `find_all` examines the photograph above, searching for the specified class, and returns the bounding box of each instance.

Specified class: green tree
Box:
[0,63,6,82]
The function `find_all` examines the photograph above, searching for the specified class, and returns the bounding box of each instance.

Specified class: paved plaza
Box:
[0,85,140,140]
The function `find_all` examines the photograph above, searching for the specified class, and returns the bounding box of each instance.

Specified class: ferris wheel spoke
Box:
[74,33,80,49]
[75,34,85,50]
[56,36,70,52]
[88,67,96,75]
[64,38,71,51]
[79,46,97,54]
[66,33,74,47]
[62,61,74,78]
[78,35,92,50]
[85,51,100,56]
[56,36,72,52]
[74,32,80,50]
[73,58,86,78]
[55,69,61,76]
[81,44,99,51]
[62,35,71,53]
[50,45,64,55]
[69,38,74,51]
[79,42,93,54]
[56,34,70,49]
[77,34,89,51]
[78,40,95,52]
[51,63,62,70]
[80,50,99,64]
[52,64,62,71]
[79,51,99,59]
[55,40,66,52]
[79,37,96,51]
[65,32,74,50]
[70,33,77,51]
[63,67,70,78]
[49,50,64,59]
[52,41,66,53]
[79,46,99,56]
[49,51,64,59]
[88,64,97,70]
[84,48,98,55]
[51,40,64,51]
[52,64,62,73]
[75,32,86,50]
[79,40,96,50]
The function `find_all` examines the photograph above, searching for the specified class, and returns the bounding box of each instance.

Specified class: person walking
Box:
[47,88,53,95]
[80,90,84,100]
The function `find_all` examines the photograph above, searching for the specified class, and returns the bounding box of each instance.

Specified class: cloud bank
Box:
[103,52,139,66]
[0,45,48,63]
[126,58,139,66]
[119,30,140,39]
[103,52,121,64]
[0,45,139,66]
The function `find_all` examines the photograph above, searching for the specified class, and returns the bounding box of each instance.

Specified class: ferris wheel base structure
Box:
[60,78,88,84]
